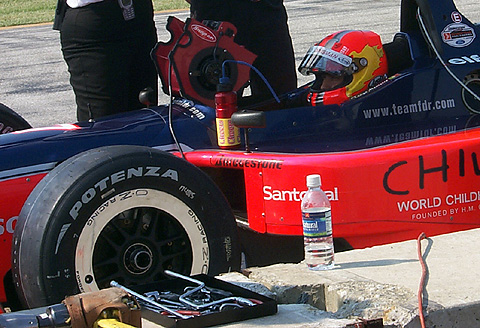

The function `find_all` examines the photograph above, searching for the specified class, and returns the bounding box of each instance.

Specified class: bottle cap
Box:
[217,76,233,92]
[306,174,321,187]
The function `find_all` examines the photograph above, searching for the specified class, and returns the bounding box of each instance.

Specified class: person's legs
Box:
[61,1,157,121]
[61,3,127,121]
[127,0,158,110]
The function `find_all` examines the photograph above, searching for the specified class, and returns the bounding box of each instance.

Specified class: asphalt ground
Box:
[1,0,478,128]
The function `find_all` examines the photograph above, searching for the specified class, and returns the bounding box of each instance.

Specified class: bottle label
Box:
[216,118,240,147]
[302,210,332,237]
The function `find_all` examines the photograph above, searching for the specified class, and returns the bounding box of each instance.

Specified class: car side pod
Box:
[231,110,266,153]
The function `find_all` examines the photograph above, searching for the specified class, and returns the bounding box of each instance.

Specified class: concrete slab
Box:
[241,228,480,327]
[142,304,354,328]
[143,228,480,328]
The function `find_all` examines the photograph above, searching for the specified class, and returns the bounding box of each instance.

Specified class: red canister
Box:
[215,80,240,149]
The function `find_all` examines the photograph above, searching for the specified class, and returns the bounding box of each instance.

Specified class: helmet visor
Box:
[299,45,353,76]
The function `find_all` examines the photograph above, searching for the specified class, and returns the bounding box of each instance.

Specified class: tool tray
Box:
[133,274,277,328]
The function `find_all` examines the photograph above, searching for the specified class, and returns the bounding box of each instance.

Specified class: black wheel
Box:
[12,145,240,308]
[0,103,31,133]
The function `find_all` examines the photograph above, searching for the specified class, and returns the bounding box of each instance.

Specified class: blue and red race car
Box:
[0,0,479,311]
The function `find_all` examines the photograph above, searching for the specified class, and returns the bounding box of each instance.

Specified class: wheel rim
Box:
[124,242,154,275]
[75,189,210,292]
[93,207,191,289]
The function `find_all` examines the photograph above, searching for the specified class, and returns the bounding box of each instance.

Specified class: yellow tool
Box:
[95,318,137,328]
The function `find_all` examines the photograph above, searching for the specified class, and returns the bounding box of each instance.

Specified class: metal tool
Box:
[164,270,256,310]
[110,280,192,319]
[144,291,185,307]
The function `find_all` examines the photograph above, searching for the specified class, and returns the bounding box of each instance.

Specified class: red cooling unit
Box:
[152,16,257,108]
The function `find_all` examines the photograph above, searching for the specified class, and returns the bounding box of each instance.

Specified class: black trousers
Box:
[191,0,297,100]
[60,0,158,121]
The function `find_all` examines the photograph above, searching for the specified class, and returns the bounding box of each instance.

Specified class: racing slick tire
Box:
[0,103,31,133]
[12,145,240,308]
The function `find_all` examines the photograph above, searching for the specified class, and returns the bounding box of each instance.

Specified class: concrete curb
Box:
[204,228,480,328]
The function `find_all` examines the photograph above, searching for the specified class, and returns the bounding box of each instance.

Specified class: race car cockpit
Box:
[236,29,413,112]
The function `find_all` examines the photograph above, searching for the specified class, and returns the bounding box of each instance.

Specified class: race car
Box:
[0,0,479,312]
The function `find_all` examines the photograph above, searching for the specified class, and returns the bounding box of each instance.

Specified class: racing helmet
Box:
[298,30,388,106]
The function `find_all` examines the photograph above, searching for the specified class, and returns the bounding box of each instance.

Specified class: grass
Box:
[0,0,188,27]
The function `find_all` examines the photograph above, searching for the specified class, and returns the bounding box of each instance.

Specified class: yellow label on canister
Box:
[216,118,240,147]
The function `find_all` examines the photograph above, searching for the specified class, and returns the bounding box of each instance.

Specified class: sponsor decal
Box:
[442,22,475,48]
[397,192,480,220]
[365,125,457,147]
[191,24,217,43]
[451,11,462,24]
[173,98,206,120]
[448,54,480,65]
[212,156,283,169]
[308,45,352,67]
[384,149,448,195]
[0,216,17,235]
[383,149,480,195]
[384,148,480,220]
[264,185,339,202]
[362,98,456,119]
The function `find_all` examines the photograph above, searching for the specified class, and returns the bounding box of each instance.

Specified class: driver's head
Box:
[310,73,348,92]
[298,30,388,105]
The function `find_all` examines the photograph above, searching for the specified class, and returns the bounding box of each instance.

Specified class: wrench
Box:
[110,280,192,319]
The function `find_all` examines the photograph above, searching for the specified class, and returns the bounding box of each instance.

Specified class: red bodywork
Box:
[187,127,480,248]
[0,174,46,303]
[1,121,480,304]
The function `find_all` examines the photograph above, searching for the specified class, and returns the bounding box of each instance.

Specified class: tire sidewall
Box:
[14,146,240,307]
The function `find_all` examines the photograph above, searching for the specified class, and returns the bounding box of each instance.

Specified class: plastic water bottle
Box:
[301,174,334,270]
